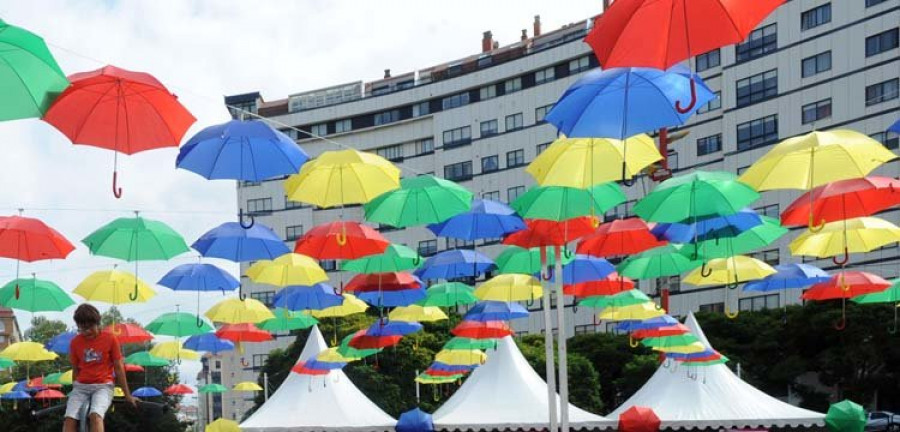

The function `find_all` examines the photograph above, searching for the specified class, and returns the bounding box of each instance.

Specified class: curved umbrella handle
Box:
[832,247,850,266]
[808,213,826,233]
[526,295,535,308]
[338,281,344,296]
[629,336,640,348]
[833,315,847,331]
[654,302,664,311]
[572,304,579,314]
[240,358,250,368]
[238,208,255,229]
[541,265,554,281]
[413,255,421,266]
[112,171,123,199]
[621,162,636,187]
[591,216,601,228]
[563,248,574,260]
[700,262,713,278]
[675,78,698,114]
[725,307,739,319]
[197,316,205,328]
[336,223,348,246]
[14,283,19,300]
[128,284,139,301]
[239,291,247,301]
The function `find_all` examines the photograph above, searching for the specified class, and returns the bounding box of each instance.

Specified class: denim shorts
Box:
[65,382,114,420]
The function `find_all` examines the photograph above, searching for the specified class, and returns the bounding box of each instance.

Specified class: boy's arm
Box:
[113,359,137,407]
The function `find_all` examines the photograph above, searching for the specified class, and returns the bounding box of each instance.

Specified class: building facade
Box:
[221,1,899,420]
[0,307,21,350]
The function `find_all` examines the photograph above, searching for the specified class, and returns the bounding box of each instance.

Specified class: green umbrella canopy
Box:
[825,400,866,432]
[337,333,382,359]
[256,308,318,332]
[43,371,62,384]
[363,175,473,228]
[617,244,702,279]
[0,356,14,368]
[578,290,650,309]
[0,19,69,121]
[124,351,169,367]
[82,216,190,261]
[199,383,229,394]
[420,282,478,307]
[641,334,700,348]
[443,337,498,351]
[633,171,760,223]
[495,246,575,275]
[0,277,74,312]
[342,244,422,274]
[145,312,212,337]
[852,279,900,304]
[681,354,730,367]
[510,183,625,221]
[685,216,787,259]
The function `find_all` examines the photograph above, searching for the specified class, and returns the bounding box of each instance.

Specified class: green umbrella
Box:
[145,312,212,337]
[825,400,866,432]
[0,277,74,312]
[443,337,498,351]
[495,246,575,275]
[43,371,62,384]
[0,19,69,121]
[685,216,787,259]
[82,215,190,261]
[0,356,14,368]
[617,244,702,279]
[124,351,169,367]
[342,244,422,274]
[420,282,478,307]
[641,334,700,349]
[853,279,900,332]
[256,308,318,332]
[199,383,229,394]
[510,183,625,221]
[363,175,473,228]
[337,333,381,359]
[578,290,651,309]
[682,354,730,367]
[633,171,760,223]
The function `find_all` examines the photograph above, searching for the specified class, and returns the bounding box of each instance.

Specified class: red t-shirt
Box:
[69,331,122,384]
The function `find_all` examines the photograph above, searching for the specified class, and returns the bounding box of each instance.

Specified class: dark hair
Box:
[73,304,101,327]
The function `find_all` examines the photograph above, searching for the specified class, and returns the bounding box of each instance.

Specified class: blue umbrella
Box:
[45,331,76,355]
[397,408,434,432]
[415,250,495,280]
[192,222,290,262]
[652,209,763,243]
[304,358,346,371]
[889,118,899,134]
[464,301,529,321]
[1,390,30,400]
[427,199,525,241]
[358,288,427,307]
[615,315,679,332]
[429,362,476,373]
[562,254,616,285]
[273,284,344,311]
[744,264,831,292]
[666,350,718,361]
[184,333,235,354]
[364,319,423,337]
[12,380,31,393]
[158,263,240,293]
[132,386,163,397]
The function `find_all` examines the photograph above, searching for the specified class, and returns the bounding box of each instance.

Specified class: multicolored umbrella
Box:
[337,333,382,359]
[0,277,74,312]
[246,253,328,287]
[0,19,69,121]
[634,171,759,223]
[145,312,212,337]
[825,400,866,432]
[294,221,389,260]
[616,315,679,332]
[273,284,344,311]
[503,217,597,248]
[416,249,495,280]
[781,177,900,228]
[427,199,525,241]
[193,222,290,263]
[474,274,542,302]
[342,244,422,274]
[577,218,666,257]
[364,175,472,228]
[631,323,691,339]
[183,333,235,355]
[107,323,154,344]
[421,282,478,307]
[256,308,318,332]
[526,135,661,186]
[464,301,528,321]
[285,149,400,208]
[75,270,155,304]
[511,184,625,221]
[451,320,512,339]
[291,361,330,376]
[617,244,701,279]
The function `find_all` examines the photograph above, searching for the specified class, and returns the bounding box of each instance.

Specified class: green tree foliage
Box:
[23,316,68,345]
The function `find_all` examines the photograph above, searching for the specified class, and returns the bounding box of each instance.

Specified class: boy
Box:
[65,304,137,432]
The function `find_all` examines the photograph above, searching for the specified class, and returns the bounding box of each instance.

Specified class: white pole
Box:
[555,245,569,432]
[264,373,269,401]
[541,247,558,431]
[415,369,421,404]
[736,363,742,379]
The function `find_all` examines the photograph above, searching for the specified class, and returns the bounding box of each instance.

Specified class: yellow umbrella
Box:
[59,370,73,385]
[232,381,263,392]
[206,418,241,432]
[114,387,125,398]
[205,297,275,324]
[0,341,57,362]
[739,130,896,191]
[474,274,542,302]
[317,347,359,363]
[310,294,368,318]
[526,135,661,187]
[388,305,448,322]
[149,341,200,361]
[598,302,665,321]
[74,270,155,304]
[650,341,707,354]
[435,349,486,366]
[684,255,776,287]
[246,253,328,287]
[790,217,900,260]
[0,382,15,394]
[416,374,461,384]
[284,149,401,208]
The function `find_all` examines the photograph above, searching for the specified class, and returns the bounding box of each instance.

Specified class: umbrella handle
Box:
[833,316,847,331]
[675,78,698,114]
[832,248,850,266]
[112,171,123,199]
[621,162,636,187]
[413,256,421,266]
[238,208,255,229]
[128,284,139,301]
[563,248,573,260]
[526,295,535,307]
[700,262,713,278]
[629,335,639,348]
[239,291,247,301]
[725,307,739,319]
[196,316,205,328]
[541,265,554,281]
[808,214,826,233]
[240,358,250,367]
[14,283,19,300]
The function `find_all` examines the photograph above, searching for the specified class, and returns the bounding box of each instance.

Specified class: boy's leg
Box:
[64,384,90,431]
[88,384,115,425]
[62,418,78,432]
[89,413,104,432]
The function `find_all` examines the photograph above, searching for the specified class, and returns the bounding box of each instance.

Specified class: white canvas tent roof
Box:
[608,312,825,430]
[432,336,613,431]
[240,326,396,432]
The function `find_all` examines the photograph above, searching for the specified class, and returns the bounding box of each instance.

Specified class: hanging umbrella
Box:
[526,135,661,187]
[415,373,463,384]
[443,337,498,351]
[631,323,691,339]
[618,406,661,432]
[364,175,472,228]
[598,302,665,321]
[345,272,423,293]
[389,305,448,322]
[0,18,69,121]
[503,217,597,248]
[495,246,575,275]
[347,329,403,350]
[825,400,866,432]
[44,331,76,355]
[474,274,542,302]
[744,263,831,292]
[294,221,389,260]
[617,244,701,279]
[686,216,787,259]
[683,256,776,287]
[124,364,144,373]
[435,349,487,366]
[803,271,890,330]
[561,255,616,285]
[0,357,14,369]
[641,333,700,350]
[106,323,154,344]
[164,384,194,395]
[291,361,330,376]
[158,262,240,322]
[342,244,422,274]
[272,284,344,311]
[193,222,291,263]
[285,149,400,208]
[34,389,65,400]
[852,279,900,332]
[451,320,512,339]
[149,341,200,361]
[198,384,228,394]
[246,253,327,287]
[616,315,679,332]
[0,342,57,362]
[205,297,275,324]
[302,357,347,372]
[133,387,163,397]
[206,419,242,432]
[0,382,15,393]
[1,390,30,400]
[44,65,196,198]
[578,290,650,309]
[256,308,318,332]
[577,218,666,257]
[512,184,625,221]
[145,312,213,337]
[83,216,189,261]
[427,199,525,241]
[0,215,75,297]
[781,177,900,228]
[421,282,478,307]
[124,351,169,367]
[0,277,74,312]
[416,250,495,280]
[634,171,759,223]
[232,381,263,392]
[310,294,368,318]
[58,370,73,385]
[337,333,382,359]
[463,302,528,321]
[215,323,274,345]
[318,347,360,363]
[183,333,235,355]
[396,408,434,432]
[651,209,763,243]
[789,217,900,264]
[360,319,423,337]
[890,118,900,134]
[564,273,634,297]
[357,287,424,309]
[428,362,476,374]
[75,270,155,304]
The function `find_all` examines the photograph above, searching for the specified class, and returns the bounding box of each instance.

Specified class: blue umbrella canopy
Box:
[273,284,344,311]
[428,362,476,373]
[363,319,423,337]
[652,209,763,243]
[158,263,240,292]
[562,254,616,285]
[1,390,30,399]
[183,333,235,354]
[464,301,529,321]
[192,222,290,262]
[889,118,899,134]
[615,315,679,332]
[132,386,163,397]
[358,288,426,308]
[743,263,831,292]
[45,331,76,355]
[416,250,495,280]
[396,408,434,432]
[426,199,525,241]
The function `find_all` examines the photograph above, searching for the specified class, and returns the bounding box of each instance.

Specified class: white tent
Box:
[608,312,825,430]
[240,326,396,432]
[432,336,613,431]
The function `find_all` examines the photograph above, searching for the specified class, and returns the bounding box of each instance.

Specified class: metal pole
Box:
[415,370,421,404]
[554,245,569,432]
[264,373,269,401]
[540,247,558,431]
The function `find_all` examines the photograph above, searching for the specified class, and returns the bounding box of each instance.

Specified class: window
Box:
[374,109,400,126]
[535,67,556,84]
[739,294,779,312]
[801,51,831,78]
[697,134,723,156]
[870,132,899,150]
[480,120,498,137]
[867,0,888,6]
[696,49,720,72]
[735,24,777,63]
[607,199,636,219]
[802,99,832,124]
[376,144,404,161]
[415,138,434,155]
[246,198,272,214]
[504,77,522,93]
[535,104,554,123]
[443,126,472,149]
[482,190,500,201]
[320,260,337,271]
[418,240,438,257]
[444,161,473,181]
[755,203,780,219]
[214,360,221,370]
[480,85,497,100]
[310,123,327,137]
[866,79,899,106]
[241,180,261,187]
[569,56,590,74]
[446,238,474,250]
[333,119,351,134]
[412,102,430,117]
[505,113,524,131]
[736,115,779,150]
[699,302,725,313]
[252,354,268,370]
[507,186,526,203]
[285,225,303,242]
[481,155,499,173]
[749,248,780,266]
[866,29,899,57]
[697,92,721,114]
[655,276,681,294]
[442,92,470,110]
[736,69,778,107]
[574,324,598,335]
[737,165,751,176]
[536,142,551,155]
[250,290,275,307]
[506,149,525,168]
[801,4,831,31]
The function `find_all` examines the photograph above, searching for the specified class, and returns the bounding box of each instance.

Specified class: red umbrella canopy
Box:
[0,216,75,261]
[215,323,273,343]
[124,363,145,373]
[577,218,665,257]
[294,221,389,260]
[503,217,598,248]
[28,376,60,390]
[347,329,403,350]
[345,272,421,293]
[782,177,900,227]
[291,361,330,376]
[802,271,891,301]
[105,323,154,344]
[34,389,67,400]
[585,0,784,69]
[164,384,194,395]
[451,320,512,339]
[618,405,661,432]
[632,323,690,339]
[678,351,724,364]
[564,272,634,297]
[425,368,470,377]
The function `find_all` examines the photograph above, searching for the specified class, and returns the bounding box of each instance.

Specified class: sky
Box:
[0,0,603,393]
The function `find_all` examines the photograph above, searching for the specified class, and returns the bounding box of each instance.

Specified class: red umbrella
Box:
[679,351,724,364]
[618,405,661,432]
[294,221,389,260]
[451,320,512,339]
[105,323,153,344]
[215,323,273,343]
[344,272,421,293]
[347,329,403,350]
[43,65,196,198]
[124,364,145,373]
[0,215,75,297]
[425,368,470,377]
[164,384,194,395]
[632,323,690,339]
[577,218,665,257]
[291,361,330,376]
[564,273,634,297]
[782,177,900,229]
[503,217,598,248]
[28,376,60,390]
[34,389,66,400]
[803,271,890,330]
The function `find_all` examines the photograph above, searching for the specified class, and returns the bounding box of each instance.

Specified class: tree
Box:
[23,316,68,345]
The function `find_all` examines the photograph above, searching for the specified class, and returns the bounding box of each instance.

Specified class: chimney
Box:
[534,15,542,37]
[521,29,528,41]
[384,69,391,79]
[482,31,493,53]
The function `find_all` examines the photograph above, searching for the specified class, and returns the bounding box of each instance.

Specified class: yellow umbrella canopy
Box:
[435,349,486,366]
[284,149,401,208]
[474,274,542,302]
[526,135,661,187]
[0,382,16,394]
[310,293,368,318]
[232,381,263,392]
[388,305,448,322]
[206,418,241,432]
[59,370,73,385]
[650,341,707,354]
[205,297,275,324]
[317,347,359,363]
[149,341,200,361]
[684,255,776,286]
[0,341,58,362]
[245,253,328,287]
[114,387,125,398]
[789,217,900,259]
[74,270,155,304]
[597,302,665,321]
[739,130,897,191]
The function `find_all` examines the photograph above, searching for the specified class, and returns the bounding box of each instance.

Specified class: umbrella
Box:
[744,264,831,292]
[44,331,76,355]
[577,218,666,257]
[145,312,212,337]
[415,373,462,384]
[43,65,196,198]
[464,301,528,321]
[364,175,472,228]
[206,419,241,432]
[651,209,763,243]
[342,244,422,274]
[0,342,57,362]
[0,382,15,393]
[598,302,665,321]
[34,389,65,400]
[345,273,423,293]
[198,384,228,394]
[205,297,275,324]
[397,408,434,432]
[852,279,900,305]
[164,384,194,395]
[511,184,625,221]
[149,341,200,361]
[106,323,154,344]
[526,135,661,187]
[632,323,691,339]
[451,320,512,339]
[291,361,330,376]
[75,270,155,304]
[618,406,661,432]
[256,308,318,332]
[310,294,368,318]
[215,323,274,345]
[295,221,389,260]
[361,319,423,337]
[132,387,163,397]
[347,329,403,350]
[285,149,400,208]
[616,315,679,332]
[58,370,73,385]
[825,400,866,432]
[272,284,344,311]
[428,362,476,374]
[803,271,891,330]
[890,118,900,134]
[634,171,759,223]
[560,255,615,285]
[617,244,701,279]
[193,222,290,263]
[564,273,634,297]
[435,349,487,366]
[474,274,542,302]
[232,381,263,392]
[0,357,14,369]
[337,333,382,359]
[1,390,30,400]
[495,246,575,275]
[247,253,328,287]
[427,199,525,241]
[789,217,900,264]
[0,277,74,312]
[443,337,498,351]
[389,305,448,322]
[416,250,495,280]
[358,288,426,308]
[781,177,900,228]
[183,333,235,355]
[158,262,240,321]
[125,351,169,367]
[578,290,650,309]
[124,364,144,373]
[421,282,478,307]
[83,216,189,261]
[0,19,69,121]
[641,333,700,349]
[0,215,75,294]
[317,347,359,363]
[503,217,597,248]
[683,256,776,287]
[686,216,787,259]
